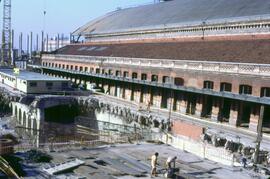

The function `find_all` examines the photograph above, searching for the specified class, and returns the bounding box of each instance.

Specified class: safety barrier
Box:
[151,132,235,166]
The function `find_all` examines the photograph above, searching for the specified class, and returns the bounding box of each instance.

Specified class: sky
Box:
[0,0,153,48]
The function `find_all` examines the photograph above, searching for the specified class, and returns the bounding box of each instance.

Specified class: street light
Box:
[202,21,206,40]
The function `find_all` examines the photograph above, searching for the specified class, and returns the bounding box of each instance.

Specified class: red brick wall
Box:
[171,120,204,140]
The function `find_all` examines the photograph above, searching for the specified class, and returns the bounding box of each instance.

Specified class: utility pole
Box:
[27,34,29,55]
[30,32,33,58]
[36,33,39,52]
[41,31,44,52]
[1,0,12,66]
[254,105,264,164]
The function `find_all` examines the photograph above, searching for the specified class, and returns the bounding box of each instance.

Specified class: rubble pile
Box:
[78,96,171,130]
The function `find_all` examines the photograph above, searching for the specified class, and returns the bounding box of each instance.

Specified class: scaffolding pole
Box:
[1,0,12,66]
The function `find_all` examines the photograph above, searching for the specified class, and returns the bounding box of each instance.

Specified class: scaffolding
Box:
[1,0,12,66]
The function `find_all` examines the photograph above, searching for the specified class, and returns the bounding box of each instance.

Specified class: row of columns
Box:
[12,103,39,135]
[44,70,264,133]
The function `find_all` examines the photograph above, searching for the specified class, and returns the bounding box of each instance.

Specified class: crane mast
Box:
[1,0,12,66]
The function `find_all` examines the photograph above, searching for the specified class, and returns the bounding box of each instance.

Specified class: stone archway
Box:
[23,112,27,127]
[28,117,32,131]
[33,119,37,135]
[15,105,17,117]
[10,103,13,115]
[18,109,22,124]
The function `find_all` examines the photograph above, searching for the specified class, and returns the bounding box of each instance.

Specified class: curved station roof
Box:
[73,0,270,35]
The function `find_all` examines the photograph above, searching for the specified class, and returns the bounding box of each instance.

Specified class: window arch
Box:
[239,85,252,95]
[123,71,129,78]
[151,75,158,82]
[162,76,170,83]
[132,72,138,79]
[261,87,270,97]
[141,73,147,81]
[220,82,232,92]
[174,77,184,86]
[204,81,214,89]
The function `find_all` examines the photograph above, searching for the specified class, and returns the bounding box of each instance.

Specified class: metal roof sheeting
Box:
[73,0,270,35]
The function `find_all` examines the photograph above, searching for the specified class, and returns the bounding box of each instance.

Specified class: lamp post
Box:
[168,76,173,129]
[254,105,264,164]
[202,21,206,40]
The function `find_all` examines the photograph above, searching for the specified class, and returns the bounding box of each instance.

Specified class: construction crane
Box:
[0,0,12,66]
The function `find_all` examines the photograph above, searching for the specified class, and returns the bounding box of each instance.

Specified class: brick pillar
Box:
[71,78,76,83]
[144,90,151,104]
[125,85,132,100]
[134,86,141,103]
[103,84,109,94]
[211,98,220,121]
[174,93,181,111]
[110,84,115,96]
[121,84,126,99]
[179,94,187,114]
[116,85,121,97]
[81,80,86,87]
[229,101,239,126]
[195,96,203,117]
[167,91,174,110]
[249,105,260,132]
[152,90,161,108]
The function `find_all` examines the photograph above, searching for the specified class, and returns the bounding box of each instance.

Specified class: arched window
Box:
[141,73,147,81]
[151,75,158,82]
[174,77,184,86]
[163,76,170,83]
[261,87,270,97]
[204,81,214,89]
[90,67,94,73]
[239,85,252,95]
[132,72,137,79]
[108,69,113,75]
[220,82,232,92]
[116,70,121,77]
[123,71,129,78]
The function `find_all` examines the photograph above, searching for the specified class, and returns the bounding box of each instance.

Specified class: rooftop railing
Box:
[42,54,270,77]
